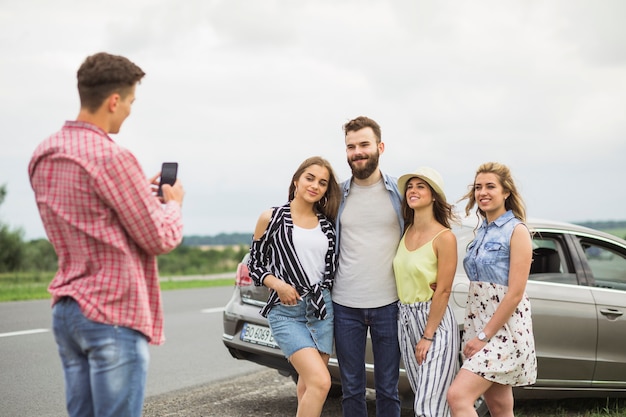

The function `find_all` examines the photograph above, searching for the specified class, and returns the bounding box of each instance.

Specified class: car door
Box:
[574,236,626,387]
[525,231,597,388]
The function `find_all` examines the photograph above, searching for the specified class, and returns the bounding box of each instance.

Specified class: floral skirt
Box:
[461,281,537,386]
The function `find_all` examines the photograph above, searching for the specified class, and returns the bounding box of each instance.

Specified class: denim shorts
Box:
[267,288,334,359]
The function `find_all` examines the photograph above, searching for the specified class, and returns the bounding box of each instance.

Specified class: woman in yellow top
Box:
[392,167,460,417]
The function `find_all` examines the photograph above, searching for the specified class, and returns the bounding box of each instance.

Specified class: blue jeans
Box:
[333,301,401,417]
[52,297,150,417]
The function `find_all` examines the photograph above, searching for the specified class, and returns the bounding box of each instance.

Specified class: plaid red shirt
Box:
[28,121,183,345]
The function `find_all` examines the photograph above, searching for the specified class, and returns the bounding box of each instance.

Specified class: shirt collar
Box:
[64,120,112,141]
[481,210,516,229]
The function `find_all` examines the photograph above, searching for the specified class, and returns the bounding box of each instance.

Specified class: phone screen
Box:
[158,162,178,197]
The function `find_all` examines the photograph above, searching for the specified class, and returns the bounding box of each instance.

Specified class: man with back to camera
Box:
[332,116,404,417]
[28,52,185,417]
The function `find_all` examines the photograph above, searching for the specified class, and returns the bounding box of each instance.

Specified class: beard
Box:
[348,152,379,180]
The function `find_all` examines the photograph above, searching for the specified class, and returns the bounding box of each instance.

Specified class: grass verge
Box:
[159,278,234,291]
[0,272,234,302]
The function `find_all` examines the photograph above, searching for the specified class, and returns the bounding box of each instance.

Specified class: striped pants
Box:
[398,302,460,417]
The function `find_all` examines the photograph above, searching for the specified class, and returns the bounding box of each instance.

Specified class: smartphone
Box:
[157,162,178,197]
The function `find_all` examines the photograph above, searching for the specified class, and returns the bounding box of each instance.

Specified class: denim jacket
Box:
[463,210,525,286]
[335,171,404,251]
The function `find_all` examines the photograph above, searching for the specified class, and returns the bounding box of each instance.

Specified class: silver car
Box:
[222,219,626,412]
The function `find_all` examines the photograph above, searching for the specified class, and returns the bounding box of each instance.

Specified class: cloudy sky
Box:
[1,0,625,241]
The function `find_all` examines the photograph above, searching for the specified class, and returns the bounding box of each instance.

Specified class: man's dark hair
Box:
[77,52,146,112]
[342,116,382,143]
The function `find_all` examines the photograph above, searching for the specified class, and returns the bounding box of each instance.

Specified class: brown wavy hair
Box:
[288,156,341,223]
[400,181,458,232]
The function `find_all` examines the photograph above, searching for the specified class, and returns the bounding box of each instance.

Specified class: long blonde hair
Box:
[461,162,526,222]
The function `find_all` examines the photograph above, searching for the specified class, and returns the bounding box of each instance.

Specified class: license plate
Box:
[240,323,279,349]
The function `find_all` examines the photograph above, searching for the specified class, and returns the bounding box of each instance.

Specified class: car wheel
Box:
[327,383,343,398]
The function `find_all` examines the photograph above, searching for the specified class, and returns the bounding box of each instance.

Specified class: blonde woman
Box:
[447,162,537,417]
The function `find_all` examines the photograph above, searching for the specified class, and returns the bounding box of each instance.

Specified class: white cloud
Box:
[1,0,625,240]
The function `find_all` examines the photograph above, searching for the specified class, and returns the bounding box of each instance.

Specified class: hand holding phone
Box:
[157,162,178,197]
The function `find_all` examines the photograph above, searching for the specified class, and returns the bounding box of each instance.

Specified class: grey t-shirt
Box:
[332,179,401,308]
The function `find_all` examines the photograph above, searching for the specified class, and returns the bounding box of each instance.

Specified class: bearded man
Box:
[332,116,404,417]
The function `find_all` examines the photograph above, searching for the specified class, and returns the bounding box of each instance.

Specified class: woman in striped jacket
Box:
[248,156,341,417]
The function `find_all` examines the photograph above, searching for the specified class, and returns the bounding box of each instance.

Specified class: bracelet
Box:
[422,335,435,342]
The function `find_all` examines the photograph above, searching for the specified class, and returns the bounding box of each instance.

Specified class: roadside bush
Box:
[0,224,24,273]
[157,244,249,276]
[21,238,57,271]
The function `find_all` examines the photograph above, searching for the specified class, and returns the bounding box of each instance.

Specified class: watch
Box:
[478,331,488,342]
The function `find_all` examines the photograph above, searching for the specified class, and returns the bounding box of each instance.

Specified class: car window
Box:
[580,240,626,291]
[529,237,578,285]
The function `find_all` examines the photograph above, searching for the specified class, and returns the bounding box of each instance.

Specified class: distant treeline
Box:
[182,233,252,246]
[183,221,626,247]
[575,220,626,230]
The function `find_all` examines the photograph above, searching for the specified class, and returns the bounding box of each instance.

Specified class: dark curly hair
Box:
[77,52,145,112]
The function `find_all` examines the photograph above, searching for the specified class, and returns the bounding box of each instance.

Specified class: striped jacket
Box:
[248,203,337,319]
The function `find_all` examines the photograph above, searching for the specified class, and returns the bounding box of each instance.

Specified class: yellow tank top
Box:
[393,229,448,304]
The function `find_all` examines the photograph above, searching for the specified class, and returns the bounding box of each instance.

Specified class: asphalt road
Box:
[4,286,608,416]
[143,368,420,417]
[0,285,414,416]
[0,286,262,417]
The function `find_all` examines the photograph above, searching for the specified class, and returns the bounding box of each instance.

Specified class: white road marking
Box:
[0,328,50,338]
[201,307,225,314]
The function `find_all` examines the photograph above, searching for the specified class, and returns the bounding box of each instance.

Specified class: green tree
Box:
[157,245,248,276]
[0,185,25,272]
[22,239,57,271]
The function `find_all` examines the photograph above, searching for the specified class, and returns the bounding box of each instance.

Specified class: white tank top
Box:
[292,223,327,286]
